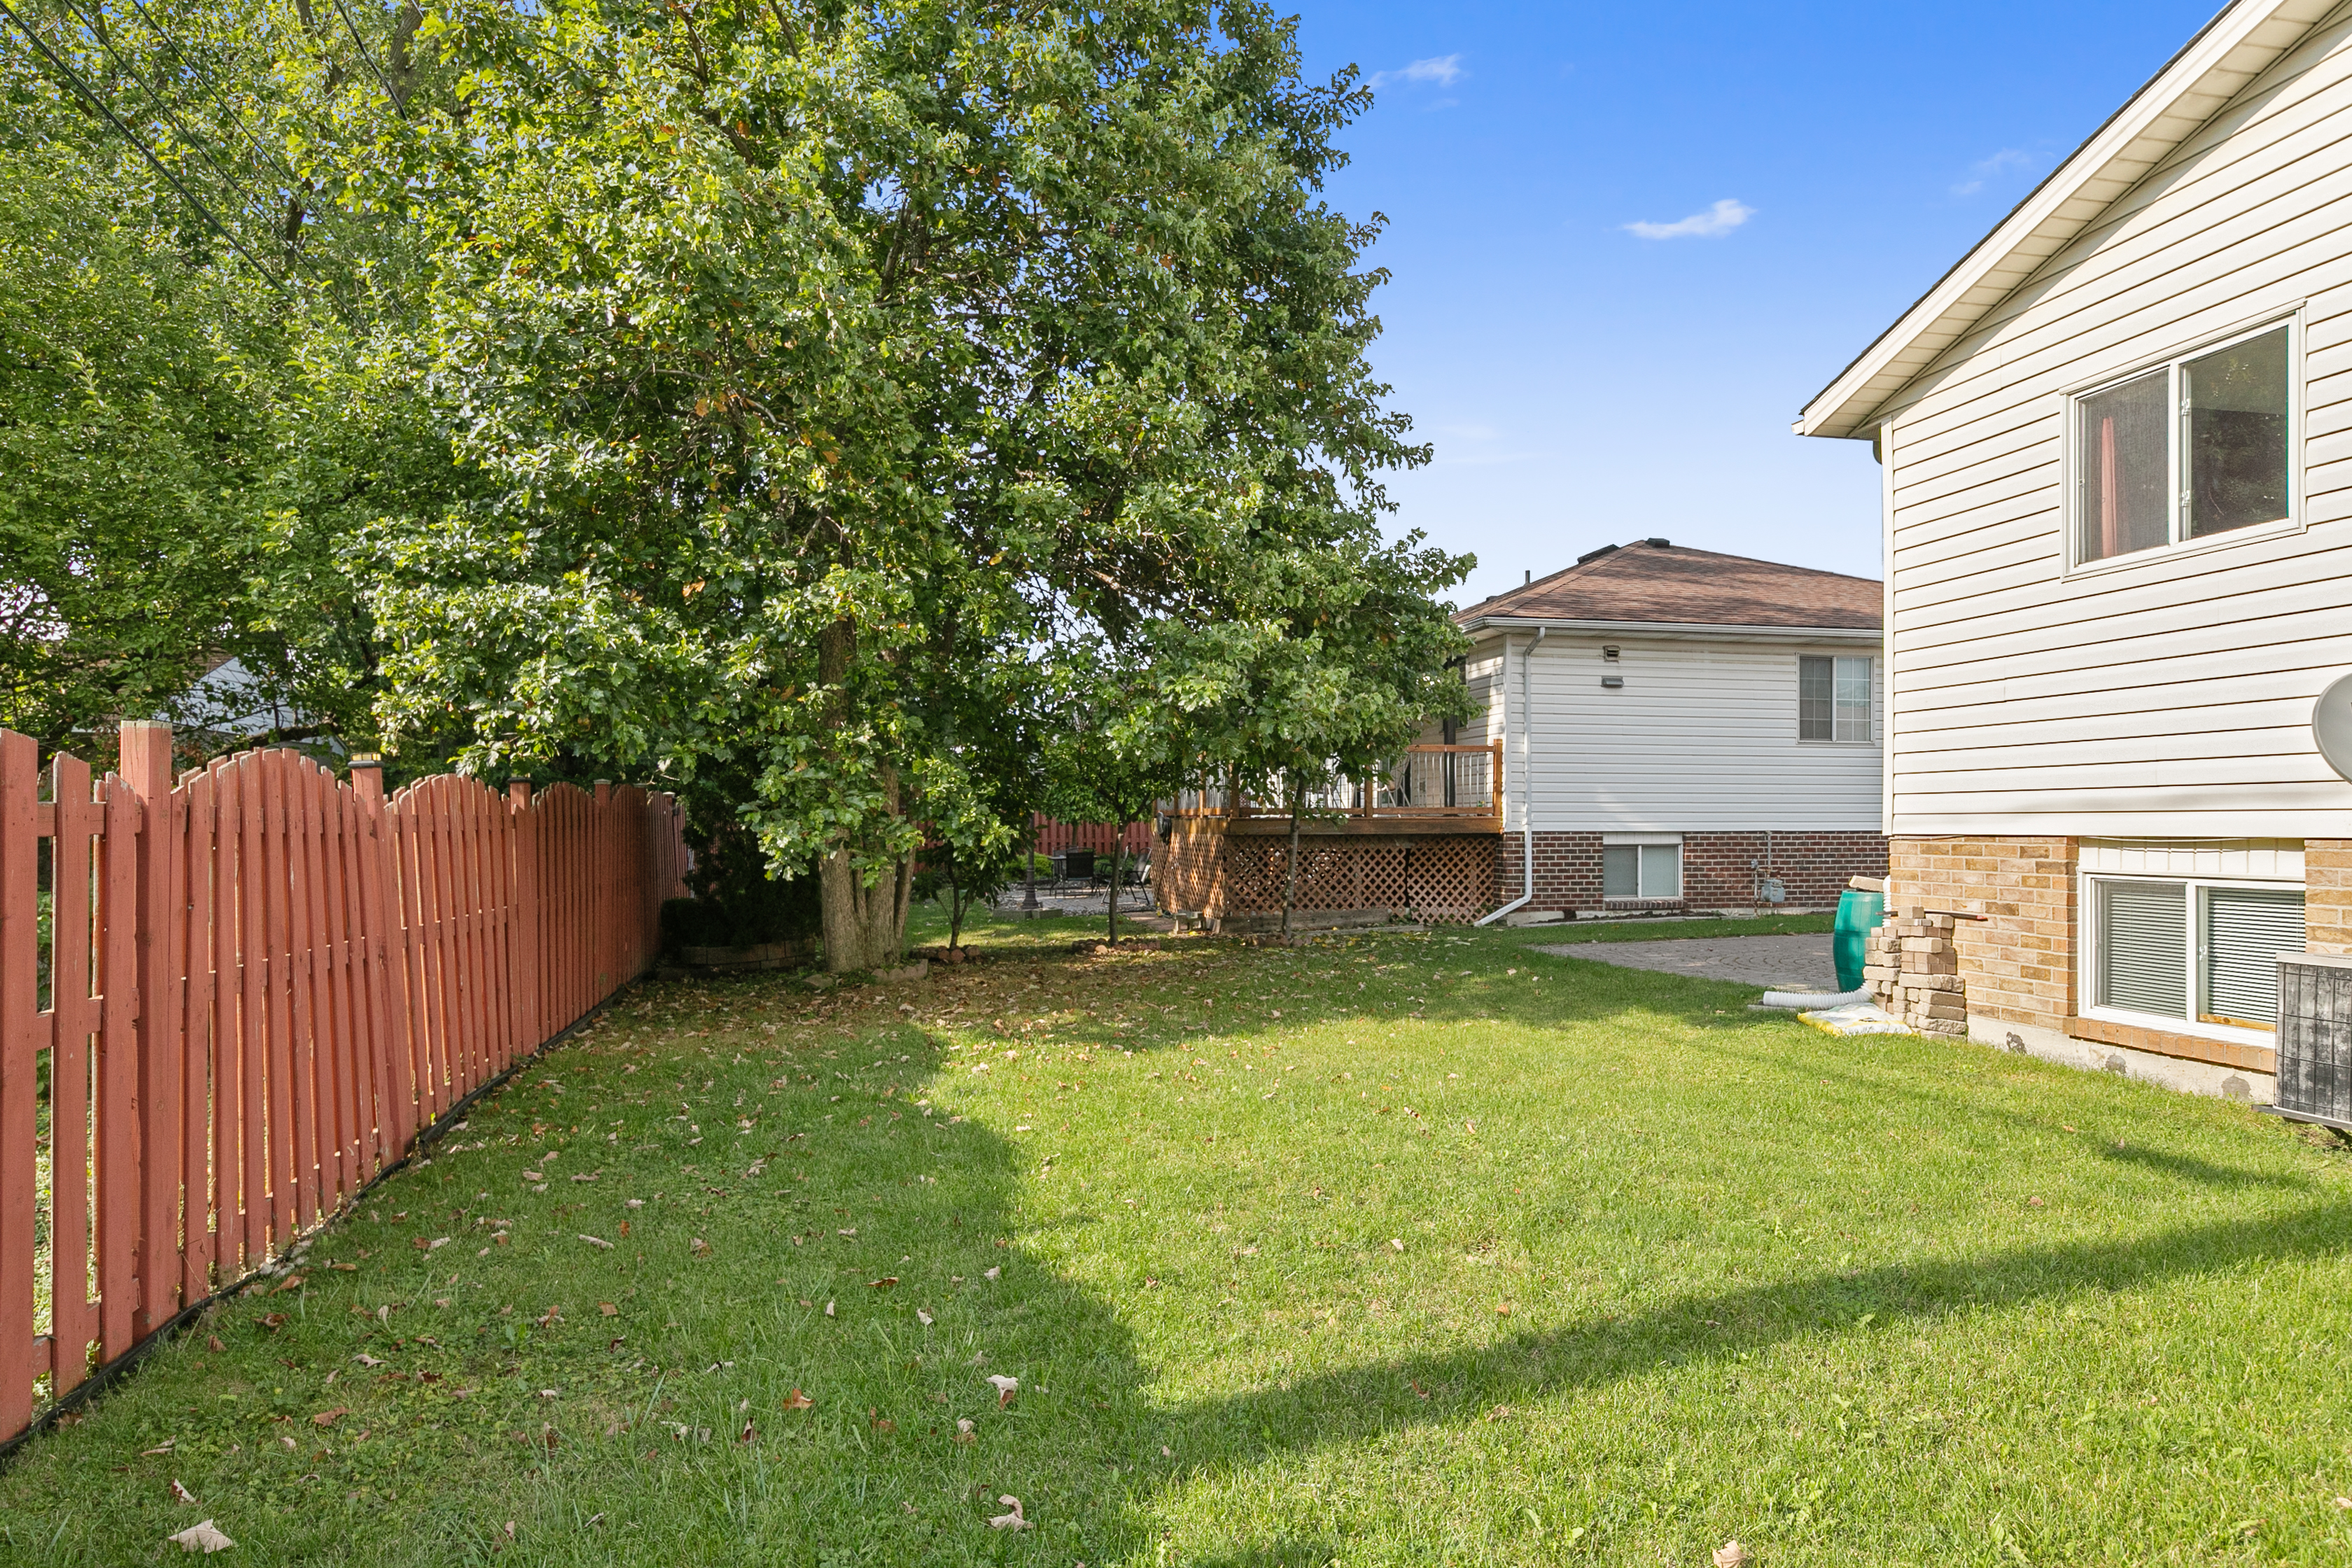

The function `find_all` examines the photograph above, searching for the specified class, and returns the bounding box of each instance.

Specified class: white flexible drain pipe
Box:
[1476,626,1544,927]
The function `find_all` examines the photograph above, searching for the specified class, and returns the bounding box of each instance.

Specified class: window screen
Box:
[1798,657,1832,740]
[2097,879,2186,1018]
[1603,844,1681,899]
[1639,844,1681,899]
[1834,656,1872,742]
[1800,656,1871,741]
[2078,368,2170,563]
[2200,886,2304,1030]
[2185,327,2290,538]
[1602,845,1637,899]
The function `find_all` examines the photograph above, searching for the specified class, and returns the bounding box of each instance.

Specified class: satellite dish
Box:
[2316,673,2352,783]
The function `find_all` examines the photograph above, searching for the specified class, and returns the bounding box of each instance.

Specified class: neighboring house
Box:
[1450,539,1889,919]
[1795,0,2352,1102]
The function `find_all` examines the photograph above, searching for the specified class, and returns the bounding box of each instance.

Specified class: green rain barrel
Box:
[1833,888,1884,993]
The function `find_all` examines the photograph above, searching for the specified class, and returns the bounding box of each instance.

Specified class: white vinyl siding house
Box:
[1798,0,2352,1096]
[1450,542,1889,916]
[1483,635,1884,836]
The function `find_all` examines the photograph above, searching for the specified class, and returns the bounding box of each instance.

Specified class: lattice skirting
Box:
[1156,822,1495,924]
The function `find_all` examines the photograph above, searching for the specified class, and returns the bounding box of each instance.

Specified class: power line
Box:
[0,0,291,295]
[323,0,406,120]
[120,0,300,185]
[52,0,278,224]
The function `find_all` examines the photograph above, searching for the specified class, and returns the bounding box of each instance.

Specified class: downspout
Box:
[1476,626,1546,926]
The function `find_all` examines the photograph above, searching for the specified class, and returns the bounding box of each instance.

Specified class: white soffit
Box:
[1795,0,2335,441]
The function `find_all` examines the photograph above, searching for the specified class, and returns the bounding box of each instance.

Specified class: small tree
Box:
[1047,649,1194,945]
[1168,534,1474,936]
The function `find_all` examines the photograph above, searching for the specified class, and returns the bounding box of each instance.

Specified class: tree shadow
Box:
[1156,1196,2352,1471]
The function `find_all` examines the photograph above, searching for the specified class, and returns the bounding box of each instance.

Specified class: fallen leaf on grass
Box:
[954,1420,976,1444]
[328,1261,358,1273]
[625,1198,645,1209]
[824,1301,835,1317]
[916,1310,934,1326]
[988,1495,1030,1531]
[983,1266,1000,1281]
[166,1520,234,1553]
[312,1408,348,1427]
[599,1303,618,1317]
[690,1238,712,1256]
[579,1235,614,1250]
[169,1478,198,1504]
[987,1375,1018,1407]
[782,1390,814,1410]
[206,1336,225,1354]
[1714,1544,1751,1568]
[354,1354,384,1369]
[869,1277,898,1289]
[737,1421,755,1443]
[142,1439,176,1455]
[868,1408,895,1432]
[1388,1239,1404,1252]
[258,1313,286,1332]
[273,1274,306,1294]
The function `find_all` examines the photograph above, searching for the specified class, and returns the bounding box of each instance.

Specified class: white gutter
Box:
[1455,616,1881,643]
[1476,627,1545,927]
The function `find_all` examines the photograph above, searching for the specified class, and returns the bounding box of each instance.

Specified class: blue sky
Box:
[1281,0,2226,606]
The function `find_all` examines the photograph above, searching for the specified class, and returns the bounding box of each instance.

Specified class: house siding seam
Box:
[1494,830,1889,914]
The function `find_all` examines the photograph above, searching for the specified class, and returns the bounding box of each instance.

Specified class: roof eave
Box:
[1795,0,2324,440]
[1458,615,1882,643]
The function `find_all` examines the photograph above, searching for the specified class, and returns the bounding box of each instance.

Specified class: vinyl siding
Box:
[1881,1,2352,837]
[1474,633,1883,833]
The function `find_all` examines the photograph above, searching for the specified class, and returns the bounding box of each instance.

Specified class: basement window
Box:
[1603,839,1681,900]
[1798,655,1872,743]
[2071,321,2294,566]
[2085,874,2304,1037]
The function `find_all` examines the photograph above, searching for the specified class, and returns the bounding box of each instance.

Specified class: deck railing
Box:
[1168,742,1502,823]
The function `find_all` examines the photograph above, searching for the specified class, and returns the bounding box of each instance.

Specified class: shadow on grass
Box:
[1153,1196,2352,1474]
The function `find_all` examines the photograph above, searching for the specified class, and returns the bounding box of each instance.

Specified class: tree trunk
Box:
[820,848,911,972]
[816,613,911,971]
[946,864,964,952]
[1107,825,1124,945]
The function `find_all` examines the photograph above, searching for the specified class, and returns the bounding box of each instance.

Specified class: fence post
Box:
[594,781,612,998]
[118,721,178,1336]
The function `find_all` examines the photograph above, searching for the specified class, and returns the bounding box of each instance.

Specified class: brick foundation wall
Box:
[2306,839,2352,955]
[1886,836,2076,1032]
[1494,830,1889,913]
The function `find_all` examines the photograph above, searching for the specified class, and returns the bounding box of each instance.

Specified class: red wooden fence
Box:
[1028,816,1152,860]
[0,723,686,1443]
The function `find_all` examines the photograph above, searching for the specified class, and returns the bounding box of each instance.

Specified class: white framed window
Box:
[1798,655,1872,743]
[1603,835,1681,899]
[2068,317,2297,568]
[2082,873,2305,1042]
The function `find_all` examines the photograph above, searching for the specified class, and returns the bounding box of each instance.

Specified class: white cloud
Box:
[1370,54,1463,89]
[1623,198,1754,241]
[1951,148,2035,197]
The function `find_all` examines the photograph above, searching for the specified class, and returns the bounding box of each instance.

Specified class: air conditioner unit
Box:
[2268,952,2352,1132]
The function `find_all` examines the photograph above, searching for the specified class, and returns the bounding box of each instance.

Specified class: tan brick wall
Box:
[1888,836,2078,1032]
[2306,839,2352,955]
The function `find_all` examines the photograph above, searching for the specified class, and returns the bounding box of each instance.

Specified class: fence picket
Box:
[48,753,99,1395]
[0,726,687,1441]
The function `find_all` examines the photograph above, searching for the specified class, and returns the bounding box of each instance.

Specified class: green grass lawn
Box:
[7,908,2352,1565]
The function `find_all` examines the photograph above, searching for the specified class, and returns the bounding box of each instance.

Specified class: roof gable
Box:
[1456,542,1880,632]
[1796,0,2338,440]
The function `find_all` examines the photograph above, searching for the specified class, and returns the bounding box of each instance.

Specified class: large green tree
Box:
[349,0,1457,969]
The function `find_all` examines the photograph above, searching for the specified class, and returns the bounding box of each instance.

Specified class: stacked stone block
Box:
[1862,908,1967,1037]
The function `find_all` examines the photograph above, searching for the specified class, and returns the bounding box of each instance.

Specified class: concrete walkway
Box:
[1529,932,1837,990]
